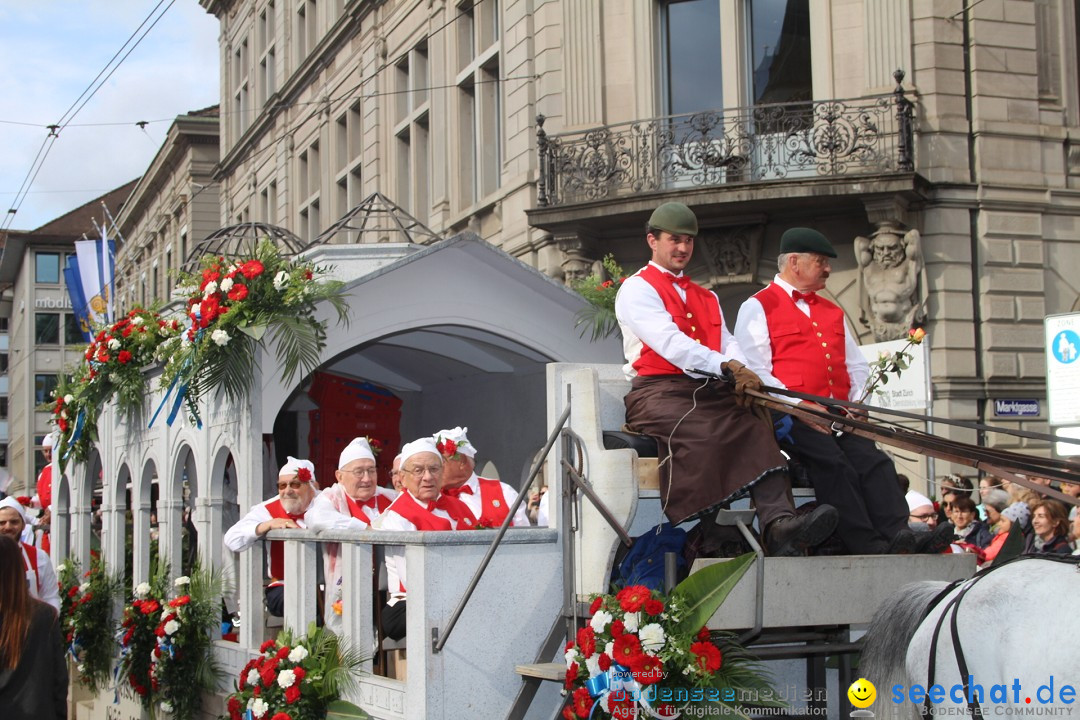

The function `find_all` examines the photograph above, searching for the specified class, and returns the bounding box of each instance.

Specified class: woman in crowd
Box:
[950,495,992,549]
[1023,499,1072,555]
[981,502,1030,567]
[0,534,68,719]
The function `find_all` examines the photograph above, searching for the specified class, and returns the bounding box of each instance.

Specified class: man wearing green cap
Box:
[614,203,838,556]
[734,228,951,554]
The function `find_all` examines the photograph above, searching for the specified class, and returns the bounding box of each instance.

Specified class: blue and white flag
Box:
[74,238,113,326]
[63,255,93,342]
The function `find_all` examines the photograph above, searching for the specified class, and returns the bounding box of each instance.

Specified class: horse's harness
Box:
[921,554,1080,718]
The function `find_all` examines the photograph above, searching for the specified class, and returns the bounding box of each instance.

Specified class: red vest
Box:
[36,465,52,510]
[344,492,393,524]
[264,499,306,583]
[476,478,513,528]
[754,283,851,400]
[632,264,723,376]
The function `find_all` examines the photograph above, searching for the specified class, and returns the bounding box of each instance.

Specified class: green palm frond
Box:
[271,314,327,384]
[574,304,621,342]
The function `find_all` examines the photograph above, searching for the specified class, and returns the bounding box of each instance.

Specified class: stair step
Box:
[514,662,564,681]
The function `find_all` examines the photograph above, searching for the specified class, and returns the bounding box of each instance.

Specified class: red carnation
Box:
[121,326,133,338]
[616,585,650,613]
[612,633,643,666]
[271,713,291,720]
[259,639,276,653]
[240,260,265,279]
[168,595,191,608]
[260,665,276,687]
[227,283,249,301]
[564,661,578,689]
[610,620,625,638]
[562,708,577,720]
[227,696,242,720]
[644,598,664,616]
[589,596,603,614]
[284,685,301,704]
[292,666,306,682]
[576,626,596,658]
[296,467,312,483]
[436,438,458,458]
[275,645,291,660]
[117,350,133,364]
[67,586,79,598]
[598,653,612,672]
[303,269,313,280]
[697,627,710,642]
[572,687,592,718]
[690,641,723,674]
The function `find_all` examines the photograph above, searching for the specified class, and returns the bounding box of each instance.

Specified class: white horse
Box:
[860,556,1080,720]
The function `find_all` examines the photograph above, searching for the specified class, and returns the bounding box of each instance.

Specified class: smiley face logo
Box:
[848,678,877,709]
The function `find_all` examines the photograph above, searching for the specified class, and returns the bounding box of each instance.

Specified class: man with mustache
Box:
[614,203,838,556]
[224,457,319,617]
[735,228,949,554]
[379,438,476,640]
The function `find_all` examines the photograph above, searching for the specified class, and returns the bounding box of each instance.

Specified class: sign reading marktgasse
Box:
[1045,312,1080,425]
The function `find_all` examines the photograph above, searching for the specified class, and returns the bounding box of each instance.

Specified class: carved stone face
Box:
[871,234,905,268]
[562,259,593,285]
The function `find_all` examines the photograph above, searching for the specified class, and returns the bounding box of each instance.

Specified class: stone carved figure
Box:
[855,224,928,342]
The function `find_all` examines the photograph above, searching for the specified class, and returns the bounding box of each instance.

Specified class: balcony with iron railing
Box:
[533,70,916,215]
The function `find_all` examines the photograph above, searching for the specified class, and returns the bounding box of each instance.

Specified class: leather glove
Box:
[723,359,762,408]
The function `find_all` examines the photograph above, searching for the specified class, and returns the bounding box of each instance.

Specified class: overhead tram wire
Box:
[1,0,177,233]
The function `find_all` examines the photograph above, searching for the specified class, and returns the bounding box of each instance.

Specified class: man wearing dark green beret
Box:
[614,203,838,555]
[734,228,952,554]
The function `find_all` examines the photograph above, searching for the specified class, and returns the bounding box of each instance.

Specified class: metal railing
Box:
[537,69,915,207]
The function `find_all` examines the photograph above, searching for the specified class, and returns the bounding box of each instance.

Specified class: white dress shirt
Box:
[305,485,398,532]
[223,494,317,580]
[24,543,60,611]
[734,275,870,401]
[614,261,746,380]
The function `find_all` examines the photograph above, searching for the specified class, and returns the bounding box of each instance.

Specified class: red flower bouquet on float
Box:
[149,569,222,720]
[223,623,369,720]
[117,570,170,707]
[57,556,121,693]
[570,253,629,341]
[562,554,781,720]
[156,240,348,427]
[46,307,183,467]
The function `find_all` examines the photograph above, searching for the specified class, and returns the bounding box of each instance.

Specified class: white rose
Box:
[604,641,614,658]
[638,623,666,652]
[220,277,234,292]
[276,668,297,688]
[131,316,144,326]
[246,669,260,687]
[288,645,308,663]
[585,655,601,677]
[78,582,90,593]
[60,410,68,420]
[164,619,180,635]
[56,562,66,573]
[622,611,640,633]
[273,271,290,290]
[249,698,269,719]
[589,610,613,634]
[64,394,74,403]
[174,576,190,587]
[203,281,218,296]
[211,329,230,346]
[160,701,173,713]
[564,648,578,669]
[134,582,151,599]
[108,338,121,350]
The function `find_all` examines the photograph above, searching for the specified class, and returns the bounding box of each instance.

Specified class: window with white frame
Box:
[396,39,431,222]
[299,142,321,242]
[233,36,251,140]
[456,1,500,207]
[258,1,277,106]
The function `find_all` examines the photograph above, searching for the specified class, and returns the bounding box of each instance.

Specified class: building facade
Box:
[188,0,1080,472]
[114,106,221,311]
[0,183,137,494]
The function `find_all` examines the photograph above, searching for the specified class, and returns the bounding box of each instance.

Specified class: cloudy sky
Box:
[0,1,220,232]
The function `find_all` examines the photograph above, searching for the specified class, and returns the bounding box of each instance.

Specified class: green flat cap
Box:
[780,227,837,257]
[648,202,698,236]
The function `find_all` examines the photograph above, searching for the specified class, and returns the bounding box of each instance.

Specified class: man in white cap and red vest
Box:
[379,437,477,640]
[735,227,951,554]
[31,433,56,553]
[307,437,398,625]
[433,426,530,528]
[614,202,839,556]
[224,456,319,617]
[0,496,60,610]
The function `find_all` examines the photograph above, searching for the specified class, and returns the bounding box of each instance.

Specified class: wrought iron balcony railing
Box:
[536,70,915,208]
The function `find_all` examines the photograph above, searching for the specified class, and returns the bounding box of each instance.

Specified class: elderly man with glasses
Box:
[433,426,530,528]
[379,438,478,641]
[224,456,319,617]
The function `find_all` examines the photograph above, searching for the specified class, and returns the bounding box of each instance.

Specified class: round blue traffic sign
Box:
[1052,329,1080,363]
